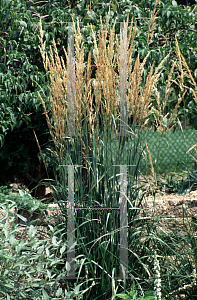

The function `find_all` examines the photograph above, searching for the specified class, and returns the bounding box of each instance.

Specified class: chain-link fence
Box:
[140,126,197,175]
[108,122,197,176]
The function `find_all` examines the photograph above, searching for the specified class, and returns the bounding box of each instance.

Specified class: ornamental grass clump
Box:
[36,3,197,299]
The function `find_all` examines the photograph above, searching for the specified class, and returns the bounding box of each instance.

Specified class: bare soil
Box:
[1,179,197,239]
[141,187,197,239]
[144,188,197,215]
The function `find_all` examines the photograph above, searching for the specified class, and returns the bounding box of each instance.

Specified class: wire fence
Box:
[106,120,197,176]
[139,123,197,175]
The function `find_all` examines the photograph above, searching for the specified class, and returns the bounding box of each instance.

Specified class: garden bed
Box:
[1,180,197,238]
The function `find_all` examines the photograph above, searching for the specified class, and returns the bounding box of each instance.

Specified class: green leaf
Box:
[28,225,37,237]
[18,189,25,197]
[111,3,117,12]
[66,261,71,272]
[52,235,57,245]
[56,287,63,297]
[69,241,77,250]
[139,291,155,300]
[9,235,16,245]
[46,248,50,257]
[60,245,66,256]
[45,33,50,43]
[87,10,96,20]
[48,225,54,232]
[46,269,51,279]
[116,294,132,299]
[19,20,27,28]
[74,284,80,295]
[172,0,177,7]
[16,213,27,222]
[37,245,44,254]
[42,288,49,300]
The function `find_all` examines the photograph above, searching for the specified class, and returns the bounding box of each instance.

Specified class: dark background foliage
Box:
[0,0,197,192]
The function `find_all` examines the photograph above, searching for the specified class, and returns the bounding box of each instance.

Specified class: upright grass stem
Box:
[36,2,197,299]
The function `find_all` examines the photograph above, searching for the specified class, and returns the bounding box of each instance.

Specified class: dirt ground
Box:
[143,180,197,217]
[140,186,197,239]
[1,180,197,237]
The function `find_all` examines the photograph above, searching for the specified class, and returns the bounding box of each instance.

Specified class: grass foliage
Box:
[1,2,197,299]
